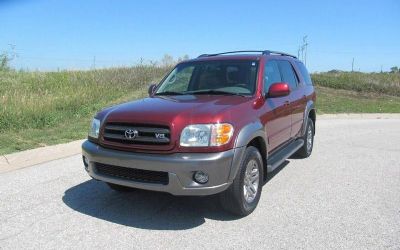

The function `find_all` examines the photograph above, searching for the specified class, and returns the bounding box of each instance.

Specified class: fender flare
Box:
[228,121,268,181]
[301,101,316,136]
[234,121,267,149]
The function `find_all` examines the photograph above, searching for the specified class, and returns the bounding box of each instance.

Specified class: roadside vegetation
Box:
[0,64,170,154]
[1,58,399,154]
[312,70,400,96]
[311,70,400,113]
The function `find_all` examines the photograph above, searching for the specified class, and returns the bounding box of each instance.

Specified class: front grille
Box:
[94,163,169,185]
[103,123,170,145]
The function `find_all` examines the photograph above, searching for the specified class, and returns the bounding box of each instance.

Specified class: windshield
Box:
[155,60,259,96]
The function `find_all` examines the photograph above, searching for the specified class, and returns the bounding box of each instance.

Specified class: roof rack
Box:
[264,50,297,58]
[197,50,297,59]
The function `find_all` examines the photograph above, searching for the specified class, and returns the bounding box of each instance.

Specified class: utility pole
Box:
[302,36,308,66]
[92,56,96,70]
[298,36,308,65]
[352,58,354,72]
[298,46,301,59]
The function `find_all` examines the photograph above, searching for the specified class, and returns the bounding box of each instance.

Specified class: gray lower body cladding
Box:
[82,140,245,196]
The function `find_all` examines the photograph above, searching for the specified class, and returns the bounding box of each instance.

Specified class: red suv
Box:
[82,50,316,216]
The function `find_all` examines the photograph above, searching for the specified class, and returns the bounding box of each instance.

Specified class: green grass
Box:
[0,68,399,154]
[312,71,400,96]
[0,66,170,154]
[316,86,400,113]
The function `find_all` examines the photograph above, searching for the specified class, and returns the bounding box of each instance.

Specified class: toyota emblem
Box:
[124,129,138,140]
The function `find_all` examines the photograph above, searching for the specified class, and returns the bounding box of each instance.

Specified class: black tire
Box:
[219,146,264,217]
[106,182,135,192]
[295,118,314,158]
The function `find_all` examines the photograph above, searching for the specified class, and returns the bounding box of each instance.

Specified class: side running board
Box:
[266,139,304,173]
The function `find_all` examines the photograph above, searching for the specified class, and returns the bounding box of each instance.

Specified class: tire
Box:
[219,146,264,216]
[106,182,135,192]
[295,118,314,158]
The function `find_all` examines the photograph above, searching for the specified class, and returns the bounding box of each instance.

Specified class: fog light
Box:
[193,171,209,184]
[82,156,89,171]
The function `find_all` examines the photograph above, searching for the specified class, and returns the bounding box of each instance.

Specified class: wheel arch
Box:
[308,108,316,134]
[302,101,316,136]
[229,121,268,181]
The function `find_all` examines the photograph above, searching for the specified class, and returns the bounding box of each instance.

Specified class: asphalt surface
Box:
[0,119,399,249]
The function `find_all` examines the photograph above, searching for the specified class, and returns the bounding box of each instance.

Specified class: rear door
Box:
[277,60,304,138]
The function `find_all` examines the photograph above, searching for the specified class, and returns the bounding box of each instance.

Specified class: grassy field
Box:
[0,66,170,154]
[312,71,400,96]
[312,71,400,113]
[0,67,399,154]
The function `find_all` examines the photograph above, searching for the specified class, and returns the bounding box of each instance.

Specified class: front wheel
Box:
[219,146,263,216]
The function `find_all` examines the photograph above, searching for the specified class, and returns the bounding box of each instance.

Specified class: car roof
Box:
[187,54,263,62]
[182,50,298,63]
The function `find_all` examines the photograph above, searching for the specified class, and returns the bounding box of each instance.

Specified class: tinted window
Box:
[278,60,298,90]
[296,61,313,85]
[156,60,259,95]
[160,66,194,92]
[264,60,281,92]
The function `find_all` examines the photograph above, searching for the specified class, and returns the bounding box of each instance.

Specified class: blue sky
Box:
[1,0,399,72]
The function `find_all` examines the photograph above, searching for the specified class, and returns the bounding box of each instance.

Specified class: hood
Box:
[101,95,253,126]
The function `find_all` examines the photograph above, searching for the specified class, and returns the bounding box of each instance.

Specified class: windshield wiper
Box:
[187,90,247,97]
[154,91,186,96]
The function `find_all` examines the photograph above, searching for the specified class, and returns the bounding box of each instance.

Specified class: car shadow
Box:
[62,180,238,230]
[62,160,290,230]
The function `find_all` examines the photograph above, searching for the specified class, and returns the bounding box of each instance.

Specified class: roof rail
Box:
[263,50,297,58]
[197,50,297,59]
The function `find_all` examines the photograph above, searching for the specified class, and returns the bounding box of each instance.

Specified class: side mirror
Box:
[267,82,290,98]
[148,84,157,96]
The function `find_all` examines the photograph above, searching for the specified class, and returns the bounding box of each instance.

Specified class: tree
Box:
[161,54,175,67]
[0,53,10,71]
[0,45,17,71]
[178,54,190,62]
[390,66,399,73]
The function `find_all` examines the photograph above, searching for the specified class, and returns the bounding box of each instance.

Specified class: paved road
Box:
[1,119,399,249]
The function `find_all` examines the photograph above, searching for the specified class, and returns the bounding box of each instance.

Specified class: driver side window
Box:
[264,60,281,93]
[158,66,194,92]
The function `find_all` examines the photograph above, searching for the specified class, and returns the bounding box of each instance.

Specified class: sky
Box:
[1,0,399,72]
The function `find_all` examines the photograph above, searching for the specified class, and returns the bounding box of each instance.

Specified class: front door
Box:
[261,59,292,151]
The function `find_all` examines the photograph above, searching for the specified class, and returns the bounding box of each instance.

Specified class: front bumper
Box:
[82,140,244,196]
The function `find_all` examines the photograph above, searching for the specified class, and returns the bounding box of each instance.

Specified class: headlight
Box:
[88,118,101,139]
[180,123,234,147]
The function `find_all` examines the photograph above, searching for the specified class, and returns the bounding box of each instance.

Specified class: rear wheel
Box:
[106,182,135,192]
[295,118,314,158]
[219,146,263,216]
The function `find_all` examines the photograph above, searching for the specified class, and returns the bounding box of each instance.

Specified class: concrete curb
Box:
[0,140,85,174]
[318,113,400,119]
[1,113,399,174]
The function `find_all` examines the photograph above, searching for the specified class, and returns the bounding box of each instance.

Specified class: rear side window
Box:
[278,60,298,90]
[264,60,281,92]
[296,61,313,85]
